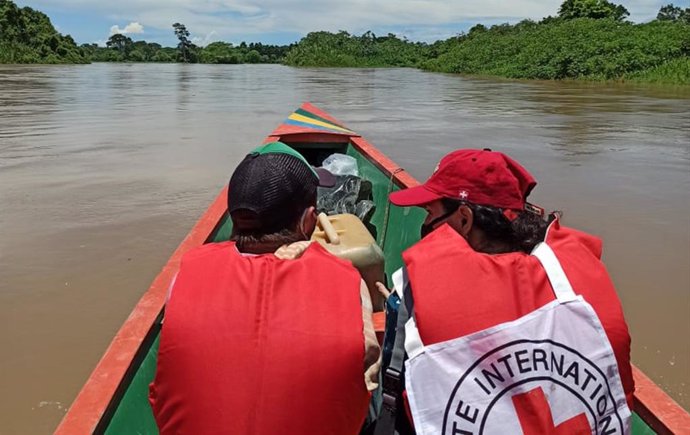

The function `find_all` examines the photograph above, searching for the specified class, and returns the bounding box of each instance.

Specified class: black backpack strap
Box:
[374,282,412,435]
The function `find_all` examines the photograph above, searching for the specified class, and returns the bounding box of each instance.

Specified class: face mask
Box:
[420,209,456,239]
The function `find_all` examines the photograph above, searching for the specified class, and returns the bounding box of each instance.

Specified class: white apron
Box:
[404,242,631,435]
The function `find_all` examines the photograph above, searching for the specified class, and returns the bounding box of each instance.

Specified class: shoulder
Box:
[546,220,603,260]
[304,242,361,274]
[180,241,236,264]
[404,224,471,262]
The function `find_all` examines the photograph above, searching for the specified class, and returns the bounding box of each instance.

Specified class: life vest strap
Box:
[531,242,577,303]
[374,283,411,435]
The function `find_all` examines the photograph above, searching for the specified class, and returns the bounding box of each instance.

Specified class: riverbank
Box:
[0,0,87,64]
[420,19,690,85]
[2,0,688,84]
[283,19,690,86]
[626,57,690,85]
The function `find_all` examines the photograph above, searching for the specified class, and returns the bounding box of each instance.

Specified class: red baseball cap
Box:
[389,149,538,211]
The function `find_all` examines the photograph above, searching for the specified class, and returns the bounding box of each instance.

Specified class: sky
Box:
[15,0,688,47]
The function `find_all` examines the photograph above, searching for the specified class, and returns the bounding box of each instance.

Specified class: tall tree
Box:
[657,4,690,23]
[558,0,629,21]
[172,22,193,62]
[106,33,133,55]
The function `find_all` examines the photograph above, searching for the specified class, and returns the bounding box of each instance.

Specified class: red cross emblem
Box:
[512,387,591,435]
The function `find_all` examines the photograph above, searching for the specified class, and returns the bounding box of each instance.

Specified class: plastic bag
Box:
[355,200,375,222]
[317,175,361,215]
[321,153,359,177]
[317,155,376,224]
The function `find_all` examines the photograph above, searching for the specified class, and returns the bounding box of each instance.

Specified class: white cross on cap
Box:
[459,190,469,199]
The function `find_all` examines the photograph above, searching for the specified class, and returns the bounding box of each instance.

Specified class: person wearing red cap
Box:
[375,149,633,435]
[150,142,379,435]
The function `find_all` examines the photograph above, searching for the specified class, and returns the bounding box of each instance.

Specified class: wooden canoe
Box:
[55,103,690,434]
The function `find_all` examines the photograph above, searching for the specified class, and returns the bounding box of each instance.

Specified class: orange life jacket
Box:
[150,242,369,435]
[402,221,634,409]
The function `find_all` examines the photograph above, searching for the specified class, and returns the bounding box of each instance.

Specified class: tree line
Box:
[420,10,689,82]
[83,23,293,64]
[1,0,688,83]
[283,1,689,84]
[0,1,292,64]
[0,0,87,63]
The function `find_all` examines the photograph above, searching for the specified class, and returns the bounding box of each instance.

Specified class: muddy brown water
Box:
[0,63,688,434]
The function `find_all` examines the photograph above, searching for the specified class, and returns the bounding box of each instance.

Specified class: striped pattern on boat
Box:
[283,108,356,135]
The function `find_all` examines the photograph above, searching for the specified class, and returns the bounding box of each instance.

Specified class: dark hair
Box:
[441,198,557,254]
[230,189,316,251]
[231,226,307,252]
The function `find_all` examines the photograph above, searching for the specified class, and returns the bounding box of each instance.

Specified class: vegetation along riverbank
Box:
[0,0,87,63]
[1,0,688,84]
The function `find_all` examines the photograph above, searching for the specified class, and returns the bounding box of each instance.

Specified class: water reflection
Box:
[176,64,192,111]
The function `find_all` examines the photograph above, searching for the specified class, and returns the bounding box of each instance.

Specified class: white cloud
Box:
[110,22,145,36]
[95,0,562,43]
[30,0,671,43]
[191,30,219,47]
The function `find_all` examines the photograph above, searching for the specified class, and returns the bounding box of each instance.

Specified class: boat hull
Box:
[55,104,688,435]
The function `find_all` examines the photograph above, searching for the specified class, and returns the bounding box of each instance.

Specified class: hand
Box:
[274,241,312,260]
[375,282,391,300]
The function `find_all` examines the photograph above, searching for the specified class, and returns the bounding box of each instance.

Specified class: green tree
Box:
[284,30,426,67]
[468,24,488,35]
[106,33,133,56]
[200,41,240,63]
[420,18,690,83]
[657,4,690,23]
[0,0,87,63]
[152,47,176,62]
[245,49,261,63]
[558,0,629,21]
[172,22,194,62]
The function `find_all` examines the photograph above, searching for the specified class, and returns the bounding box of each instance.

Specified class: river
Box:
[0,63,688,434]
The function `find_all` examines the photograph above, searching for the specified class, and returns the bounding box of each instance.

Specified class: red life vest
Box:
[402,221,634,408]
[150,242,369,435]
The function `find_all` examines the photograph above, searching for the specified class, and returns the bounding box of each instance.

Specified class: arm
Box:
[361,279,382,391]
